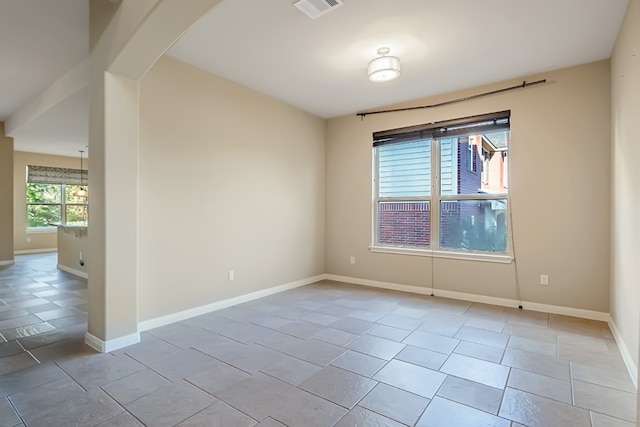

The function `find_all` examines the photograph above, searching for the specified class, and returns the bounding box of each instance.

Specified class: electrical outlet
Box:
[350,256,355,265]
[26,237,31,243]
[228,270,235,281]
[540,274,549,285]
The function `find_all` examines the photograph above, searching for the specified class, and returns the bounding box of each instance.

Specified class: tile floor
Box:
[0,253,636,426]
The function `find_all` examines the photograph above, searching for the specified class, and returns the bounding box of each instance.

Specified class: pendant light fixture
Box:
[73,150,88,198]
[368,47,400,82]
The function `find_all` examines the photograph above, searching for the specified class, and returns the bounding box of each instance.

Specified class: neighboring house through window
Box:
[373,111,510,256]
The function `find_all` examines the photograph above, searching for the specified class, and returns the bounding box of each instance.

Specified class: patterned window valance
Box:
[27,165,88,185]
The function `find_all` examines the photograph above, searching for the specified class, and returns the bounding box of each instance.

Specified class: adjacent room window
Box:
[373,111,510,255]
[26,166,88,229]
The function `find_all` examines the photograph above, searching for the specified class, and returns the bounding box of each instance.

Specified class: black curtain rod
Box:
[356,79,547,118]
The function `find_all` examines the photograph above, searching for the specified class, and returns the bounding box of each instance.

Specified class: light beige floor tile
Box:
[391,306,428,319]
[253,329,305,351]
[590,411,636,427]
[176,400,257,427]
[366,324,411,342]
[507,368,572,404]
[377,314,423,331]
[299,312,340,326]
[440,353,510,389]
[256,418,285,427]
[454,340,504,363]
[186,361,252,394]
[347,334,405,360]
[97,412,145,426]
[328,317,376,335]
[455,326,509,349]
[310,328,358,346]
[102,369,171,405]
[464,316,507,333]
[261,354,322,386]
[299,365,377,409]
[499,387,591,427]
[373,359,446,398]
[274,320,325,339]
[572,379,636,422]
[418,313,466,337]
[335,406,405,427]
[0,397,20,427]
[436,375,503,414]
[283,338,347,367]
[125,381,216,427]
[570,362,635,393]
[359,382,429,425]
[25,389,123,427]
[403,329,459,354]
[394,345,448,370]
[330,350,387,377]
[196,342,283,374]
[502,323,557,344]
[416,396,510,427]
[57,352,145,390]
[501,348,570,380]
[507,336,557,357]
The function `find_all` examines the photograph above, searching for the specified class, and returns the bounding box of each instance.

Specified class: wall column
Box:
[0,123,14,265]
[85,0,222,351]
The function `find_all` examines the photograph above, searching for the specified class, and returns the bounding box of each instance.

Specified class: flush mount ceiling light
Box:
[368,47,400,82]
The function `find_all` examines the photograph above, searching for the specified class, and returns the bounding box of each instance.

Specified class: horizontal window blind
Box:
[27,165,88,185]
[373,110,510,147]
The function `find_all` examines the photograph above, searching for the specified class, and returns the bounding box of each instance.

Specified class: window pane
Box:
[378,201,430,248]
[26,183,61,203]
[27,205,61,227]
[440,200,507,252]
[65,185,88,204]
[378,140,431,197]
[66,205,88,224]
[440,131,509,196]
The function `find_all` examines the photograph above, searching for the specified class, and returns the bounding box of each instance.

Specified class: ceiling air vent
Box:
[294,0,344,20]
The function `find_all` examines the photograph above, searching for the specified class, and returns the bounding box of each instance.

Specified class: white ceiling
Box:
[1,0,630,157]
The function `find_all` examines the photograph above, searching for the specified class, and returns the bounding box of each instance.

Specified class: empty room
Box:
[0,0,638,426]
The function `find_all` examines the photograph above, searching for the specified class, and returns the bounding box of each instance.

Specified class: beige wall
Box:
[13,151,84,252]
[326,61,611,312]
[137,57,326,322]
[610,0,640,384]
[57,226,88,276]
[0,123,13,263]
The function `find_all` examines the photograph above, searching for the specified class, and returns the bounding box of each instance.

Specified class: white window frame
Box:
[370,112,512,264]
[26,183,88,231]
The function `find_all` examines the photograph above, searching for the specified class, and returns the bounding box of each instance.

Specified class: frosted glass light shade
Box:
[73,187,88,197]
[368,54,400,82]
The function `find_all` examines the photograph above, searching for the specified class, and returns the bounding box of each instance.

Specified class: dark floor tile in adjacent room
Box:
[0,352,39,376]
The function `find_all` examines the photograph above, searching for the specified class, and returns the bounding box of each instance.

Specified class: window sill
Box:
[369,245,513,264]
[26,227,57,234]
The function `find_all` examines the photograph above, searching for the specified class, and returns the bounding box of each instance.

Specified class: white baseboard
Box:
[85,332,140,353]
[14,248,57,255]
[323,274,610,322]
[608,316,638,388]
[139,274,325,332]
[0,259,15,266]
[57,264,88,279]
